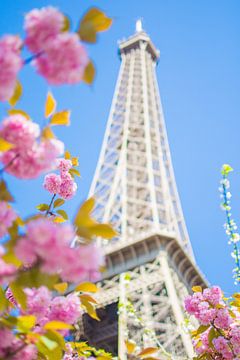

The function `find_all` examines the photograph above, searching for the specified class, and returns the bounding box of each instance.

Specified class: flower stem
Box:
[0,153,20,175]
[46,194,56,216]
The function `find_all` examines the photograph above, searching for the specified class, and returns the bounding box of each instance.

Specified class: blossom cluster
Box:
[0,6,89,102]
[185,286,240,359]
[0,327,37,360]
[0,35,22,101]
[25,7,88,85]
[0,201,17,238]
[24,287,82,328]
[0,114,64,178]
[0,287,82,359]
[16,218,104,283]
[43,158,77,200]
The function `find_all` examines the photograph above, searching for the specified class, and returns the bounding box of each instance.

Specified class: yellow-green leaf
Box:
[192,286,202,293]
[50,111,70,126]
[9,80,22,107]
[125,340,136,354]
[54,282,68,294]
[42,126,55,140]
[36,203,49,212]
[40,335,58,351]
[17,315,36,332]
[44,321,73,331]
[0,180,14,202]
[0,287,9,312]
[62,15,71,32]
[80,294,98,304]
[56,209,68,220]
[45,92,56,118]
[0,138,14,152]
[2,251,22,267]
[8,109,30,120]
[53,199,65,208]
[221,164,233,176]
[78,8,112,43]
[87,223,117,239]
[10,282,27,310]
[83,61,95,85]
[137,347,159,358]
[53,216,66,223]
[76,282,99,293]
[81,297,100,321]
[65,150,71,159]
[74,197,95,227]
[71,157,79,166]
[69,168,81,177]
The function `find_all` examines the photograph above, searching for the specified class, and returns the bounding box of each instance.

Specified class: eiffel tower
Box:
[81,20,206,359]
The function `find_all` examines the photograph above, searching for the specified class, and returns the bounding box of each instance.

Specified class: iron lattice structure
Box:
[81,22,206,359]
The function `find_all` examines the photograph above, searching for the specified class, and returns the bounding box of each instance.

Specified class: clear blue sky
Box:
[0,0,240,295]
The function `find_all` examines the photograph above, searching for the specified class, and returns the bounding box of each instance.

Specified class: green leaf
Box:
[44,321,73,331]
[10,282,27,310]
[62,15,71,32]
[78,8,112,43]
[53,198,65,209]
[2,251,22,267]
[9,80,22,107]
[0,287,9,312]
[56,209,68,220]
[50,111,70,126]
[17,315,36,332]
[36,203,49,212]
[69,168,81,178]
[221,164,233,176]
[17,266,59,289]
[0,180,14,202]
[40,335,58,351]
[208,327,217,348]
[82,61,95,85]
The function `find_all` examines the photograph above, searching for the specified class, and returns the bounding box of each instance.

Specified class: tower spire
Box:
[135,18,143,32]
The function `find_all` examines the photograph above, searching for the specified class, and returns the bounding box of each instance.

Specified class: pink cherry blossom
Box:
[193,329,211,355]
[214,308,232,329]
[0,328,15,358]
[0,114,40,150]
[11,340,37,360]
[0,139,64,179]
[60,243,104,283]
[58,172,77,200]
[57,158,72,174]
[43,173,61,194]
[49,293,82,324]
[24,286,51,322]
[25,7,64,53]
[16,218,74,271]
[203,286,222,306]
[213,336,233,359]
[0,201,17,238]
[184,292,203,315]
[0,258,17,285]
[0,35,23,101]
[35,33,88,85]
